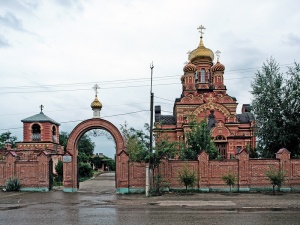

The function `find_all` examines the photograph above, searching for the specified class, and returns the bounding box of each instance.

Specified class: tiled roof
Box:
[156,115,176,125]
[21,112,60,126]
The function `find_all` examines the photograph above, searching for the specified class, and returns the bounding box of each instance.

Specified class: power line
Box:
[0,62,295,94]
[0,110,148,131]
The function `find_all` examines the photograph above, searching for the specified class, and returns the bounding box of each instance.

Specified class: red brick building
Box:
[0,108,64,191]
[155,27,256,159]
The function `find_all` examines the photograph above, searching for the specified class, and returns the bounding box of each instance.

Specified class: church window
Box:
[216,143,226,159]
[31,124,41,142]
[52,126,57,143]
[195,71,198,83]
[236,146,242,154]
[200,69,205,83]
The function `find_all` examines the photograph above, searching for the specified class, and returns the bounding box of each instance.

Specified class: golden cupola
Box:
[188,25,214,62]
[91,96,102,110]
[91,84,102,118]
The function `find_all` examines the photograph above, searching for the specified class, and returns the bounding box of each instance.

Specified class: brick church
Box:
[155,26,256,159]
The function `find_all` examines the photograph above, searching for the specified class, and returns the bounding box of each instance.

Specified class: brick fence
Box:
[1,148,300,193]
[117,148,300,193]
[0,151,52,191]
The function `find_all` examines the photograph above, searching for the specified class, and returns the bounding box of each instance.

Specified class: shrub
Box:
[222,172,236,193]
[178,165,197,192]
[151,173,169,195]
[54,160,63,185]
[79,163,93,178]
[5,177,21,191]
[265,166,285,195]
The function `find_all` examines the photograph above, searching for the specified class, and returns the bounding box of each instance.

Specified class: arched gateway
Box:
[63,118,125,192]
[63,84,127,192]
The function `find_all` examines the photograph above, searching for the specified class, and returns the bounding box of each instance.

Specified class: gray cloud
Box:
[0,11,24,31]
[0,0,39,11]
[286,33,300,46]
[54,0,83,11]
[0,34,10,47]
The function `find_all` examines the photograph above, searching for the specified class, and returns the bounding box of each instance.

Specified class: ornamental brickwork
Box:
[155,27,255,159]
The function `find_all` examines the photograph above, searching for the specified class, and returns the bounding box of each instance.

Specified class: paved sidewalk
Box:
[1,172,300,211]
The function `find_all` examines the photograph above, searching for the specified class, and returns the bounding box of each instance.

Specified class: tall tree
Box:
[0,131,17,149]
[251,58,300,157]
[283,63,300,156]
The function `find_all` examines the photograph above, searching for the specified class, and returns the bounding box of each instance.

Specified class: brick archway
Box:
[63,118,126,192]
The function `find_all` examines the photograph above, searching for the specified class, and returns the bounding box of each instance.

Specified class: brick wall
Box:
[122,148,300,192]
[0,151,52,191]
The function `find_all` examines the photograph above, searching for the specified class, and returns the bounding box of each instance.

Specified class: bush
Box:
[178,165,197,192]
[54,160,63,185]
[222,172,236,193]
[79,163,93,178]
[265,166,285,195]
[150,173,169,195]
[5,177,21,191]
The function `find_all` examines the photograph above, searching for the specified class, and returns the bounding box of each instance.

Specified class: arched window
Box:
[32,124,41,142]
[52,126,57,143]
[201,69,205,83]
[195,71,198,83]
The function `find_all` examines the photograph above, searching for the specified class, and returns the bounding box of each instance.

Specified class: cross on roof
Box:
[40,104,44,113]
[92,84,100,97]
[197,25,206,37]
[215,50,221,61]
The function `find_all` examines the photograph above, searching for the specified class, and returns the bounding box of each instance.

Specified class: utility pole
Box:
[146,62,154,197]
[150,62,154,155]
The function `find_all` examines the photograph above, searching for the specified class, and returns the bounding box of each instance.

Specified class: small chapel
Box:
[155,26,256,159]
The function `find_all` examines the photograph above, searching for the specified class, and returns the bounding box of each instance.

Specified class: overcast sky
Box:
[1,0,299,158]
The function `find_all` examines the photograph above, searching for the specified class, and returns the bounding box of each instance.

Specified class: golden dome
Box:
[188,37,214,62]
[183,62,197,73]
[91,97,102,110]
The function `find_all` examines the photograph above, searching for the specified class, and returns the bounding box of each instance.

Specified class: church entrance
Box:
[216,143,227,159]
[63,118,125,192]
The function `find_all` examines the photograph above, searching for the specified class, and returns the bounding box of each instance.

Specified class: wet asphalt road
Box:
[1,172,300,225]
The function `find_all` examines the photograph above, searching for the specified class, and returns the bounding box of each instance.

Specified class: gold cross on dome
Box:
[197,25,206,37]
[215,50,221,61]
[92,84,100,97]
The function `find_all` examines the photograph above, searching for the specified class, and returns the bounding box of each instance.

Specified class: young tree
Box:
[178,165,197,192]
[251,58,300,157]
[265,166,285,195]
[222,172,236,193]
[0,131,17,149]
[121,122,178,193]
[120,122,149,162]
[180,120,219,160]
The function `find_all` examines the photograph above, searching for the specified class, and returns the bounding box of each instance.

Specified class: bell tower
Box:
[21,105,60,143]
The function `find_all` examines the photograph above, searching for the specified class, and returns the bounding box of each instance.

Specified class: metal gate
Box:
[49,158,53,190]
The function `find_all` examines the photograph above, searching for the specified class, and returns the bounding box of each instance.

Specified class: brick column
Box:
[198,151,209,192]
[276,148,291,192]
[236,150,250,192]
